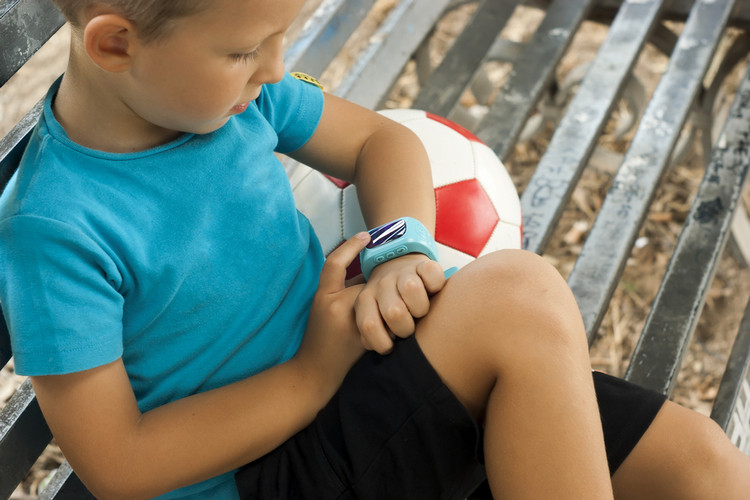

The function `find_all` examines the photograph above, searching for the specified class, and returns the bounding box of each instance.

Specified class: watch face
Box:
[367,218,407,248]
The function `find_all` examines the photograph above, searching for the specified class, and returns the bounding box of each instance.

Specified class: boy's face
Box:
[120,0,306,136]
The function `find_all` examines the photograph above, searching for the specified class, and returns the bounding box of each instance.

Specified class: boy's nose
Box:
[255,44,285,85]
[264,57,285,85]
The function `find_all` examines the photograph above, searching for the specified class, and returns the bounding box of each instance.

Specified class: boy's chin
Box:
[187,118,232,135]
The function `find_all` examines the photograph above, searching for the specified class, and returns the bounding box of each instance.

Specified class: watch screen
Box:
[367,218,406,248]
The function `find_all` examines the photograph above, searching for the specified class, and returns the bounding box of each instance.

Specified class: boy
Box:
[1,0,748,498]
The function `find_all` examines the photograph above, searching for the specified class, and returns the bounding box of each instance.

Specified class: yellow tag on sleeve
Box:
[291,72,323,90]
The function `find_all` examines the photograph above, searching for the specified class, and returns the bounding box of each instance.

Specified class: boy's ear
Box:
[83,14,137,73]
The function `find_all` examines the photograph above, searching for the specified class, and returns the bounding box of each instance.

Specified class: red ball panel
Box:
[435,179,499,257]
[325,175,350,189]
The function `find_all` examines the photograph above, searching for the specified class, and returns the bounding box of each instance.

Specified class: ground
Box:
[1,1,749,497]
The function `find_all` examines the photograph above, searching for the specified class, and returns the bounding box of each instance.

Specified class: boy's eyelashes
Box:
[230,50,260,63]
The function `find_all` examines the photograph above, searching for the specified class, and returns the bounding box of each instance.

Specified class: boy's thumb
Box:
[318,232,371,291]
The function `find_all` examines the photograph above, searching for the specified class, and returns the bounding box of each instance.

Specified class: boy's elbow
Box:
[82,475,150,500]
[74,460,164,500]
[87,480,162,500]
[88,486,148,500]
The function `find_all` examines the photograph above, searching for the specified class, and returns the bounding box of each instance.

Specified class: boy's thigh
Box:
[235,335,486,500]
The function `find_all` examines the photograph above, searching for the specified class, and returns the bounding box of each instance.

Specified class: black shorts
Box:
[235,336,666,500]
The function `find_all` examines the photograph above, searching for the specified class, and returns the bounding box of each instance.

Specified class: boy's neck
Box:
[53,68,183,154]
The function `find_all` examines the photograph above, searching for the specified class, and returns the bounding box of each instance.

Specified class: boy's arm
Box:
[33,358,320,499]
[30,234,370,500]
[291,93,435,230]
[291,94,445,353]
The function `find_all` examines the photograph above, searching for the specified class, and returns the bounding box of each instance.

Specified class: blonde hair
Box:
[52,0,210,41]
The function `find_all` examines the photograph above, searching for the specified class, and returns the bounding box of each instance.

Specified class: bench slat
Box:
[519,0,666,254]
[712,298,750,454]
[0,0,65,87]
[332,0,452,107]
[1,307,11,368]
[566,0,736,342]
[624,63,750,394]
[590,0,750,25]
[0,378,52,499]
[0,99,43,190]
[412,0,519,116]
[477,0,594,161]
[284,0,378,77]
[38,461,95,500]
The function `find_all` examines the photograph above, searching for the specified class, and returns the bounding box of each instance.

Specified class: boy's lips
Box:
[230,102,250,114]
[230,88,262,114]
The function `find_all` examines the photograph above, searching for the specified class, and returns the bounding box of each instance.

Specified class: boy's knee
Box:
[414,250,591,416]
[449,249,587,354]
[460,250,563,299]
[475,250,581,322]
[685,415,744,485]
[669,412,750,499]
[623,403,750,498]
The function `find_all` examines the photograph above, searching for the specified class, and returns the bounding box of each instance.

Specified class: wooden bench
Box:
[1,0,749,497]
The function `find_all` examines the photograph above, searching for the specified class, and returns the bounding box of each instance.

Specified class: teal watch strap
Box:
[360,217,439,280]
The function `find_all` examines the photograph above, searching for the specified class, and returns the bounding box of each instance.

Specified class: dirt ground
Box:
[1,1,749,497]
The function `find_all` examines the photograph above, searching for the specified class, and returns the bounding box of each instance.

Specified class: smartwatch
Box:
[360,217,439,280]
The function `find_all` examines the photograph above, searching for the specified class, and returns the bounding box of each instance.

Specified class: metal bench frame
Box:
[1,0,749,497]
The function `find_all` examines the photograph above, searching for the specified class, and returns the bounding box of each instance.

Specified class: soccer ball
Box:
[285,109,522,276]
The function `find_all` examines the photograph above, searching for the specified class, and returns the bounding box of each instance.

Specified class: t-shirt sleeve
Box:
[253,72,325,154]
[0,215,124,375]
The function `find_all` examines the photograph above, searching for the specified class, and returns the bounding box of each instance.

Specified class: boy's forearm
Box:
[354,123,436,231]
[33,356,335,500]
[137,358,327,484]
[291,94,436,232]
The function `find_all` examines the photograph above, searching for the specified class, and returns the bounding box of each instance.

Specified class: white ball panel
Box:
[479,221,523,256]
[341,185,367,239]
[420,123,476,187]
[378,110,474,188]
[378,108,427,123]
[436,243,475,270]
[292,171,344,255]
[284,160,310,189]
[472,142,522,226]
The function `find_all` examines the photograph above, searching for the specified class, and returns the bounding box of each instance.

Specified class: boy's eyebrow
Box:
[222,30,282,52]
[229,44,262,52]
[222,37,263,50]
[240,23,292,47]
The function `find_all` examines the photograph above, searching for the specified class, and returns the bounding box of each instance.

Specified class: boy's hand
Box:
[296,232,371,393]
[354,254,446,354]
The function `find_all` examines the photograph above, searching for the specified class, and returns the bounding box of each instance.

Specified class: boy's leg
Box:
[413,249,614,499]
[466,370,668,499]
[236,249,614,499]
[235,323,488,500]
[237,247,750,499]
[611,400,750,499]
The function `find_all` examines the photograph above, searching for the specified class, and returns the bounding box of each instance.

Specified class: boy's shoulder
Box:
[249,72,325,154]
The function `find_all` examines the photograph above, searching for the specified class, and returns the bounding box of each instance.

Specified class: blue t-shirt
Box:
[0,73,325,498]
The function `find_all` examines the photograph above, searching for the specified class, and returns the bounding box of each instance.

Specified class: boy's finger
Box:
[397,273,430,319]
[417,259,447,294]
[378,294,416,338]
[355,294,395,354]
[318,232,370,293]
